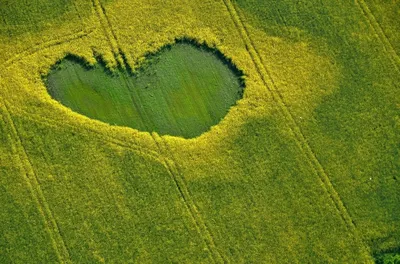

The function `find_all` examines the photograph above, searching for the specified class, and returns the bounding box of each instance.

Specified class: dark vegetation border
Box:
[43,36,246,99]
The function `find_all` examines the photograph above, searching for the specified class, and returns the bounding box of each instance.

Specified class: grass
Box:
[45,42,243,138]
[0,0,398,263]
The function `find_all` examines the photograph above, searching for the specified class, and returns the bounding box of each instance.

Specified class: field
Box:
[0,0,399,263]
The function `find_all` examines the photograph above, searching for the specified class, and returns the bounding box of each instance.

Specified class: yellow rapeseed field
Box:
[0,0,398,262]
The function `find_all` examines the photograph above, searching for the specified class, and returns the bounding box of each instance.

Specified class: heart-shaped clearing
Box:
[45,41,244,138]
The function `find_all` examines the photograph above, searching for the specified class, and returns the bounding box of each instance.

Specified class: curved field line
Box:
[5,103,162,162]
[355,0,400,72]
[221,0,370,252]
[1,28,96,72]
[0,99,71,263]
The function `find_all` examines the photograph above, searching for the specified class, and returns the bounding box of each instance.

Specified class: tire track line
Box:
[91,1,225,262]
[0,98,71,263]
[355,0,400,72]
[152,134,225,264]
[1,28,96,72]
[221,0,369,251]
[91,0,125,67]
[5,103,162,162]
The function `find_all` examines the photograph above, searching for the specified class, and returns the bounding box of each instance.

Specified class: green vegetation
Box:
[0,0,398,263]
[45,42,243,138]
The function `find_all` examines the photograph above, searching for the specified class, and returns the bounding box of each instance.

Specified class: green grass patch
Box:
[45,42,244,138]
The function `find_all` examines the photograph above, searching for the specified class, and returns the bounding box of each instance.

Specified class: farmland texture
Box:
[0,0,399,263]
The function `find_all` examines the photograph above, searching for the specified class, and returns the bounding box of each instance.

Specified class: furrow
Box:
[0,99,71,263]
[355,0,400,72]
[221,0,369,251]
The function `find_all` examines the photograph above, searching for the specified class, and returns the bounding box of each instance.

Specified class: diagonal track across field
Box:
[0,98,72,264]
[355,0,400,73]
[221,0,370,254]
[151,133,226,263]
[91,0,125,67]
